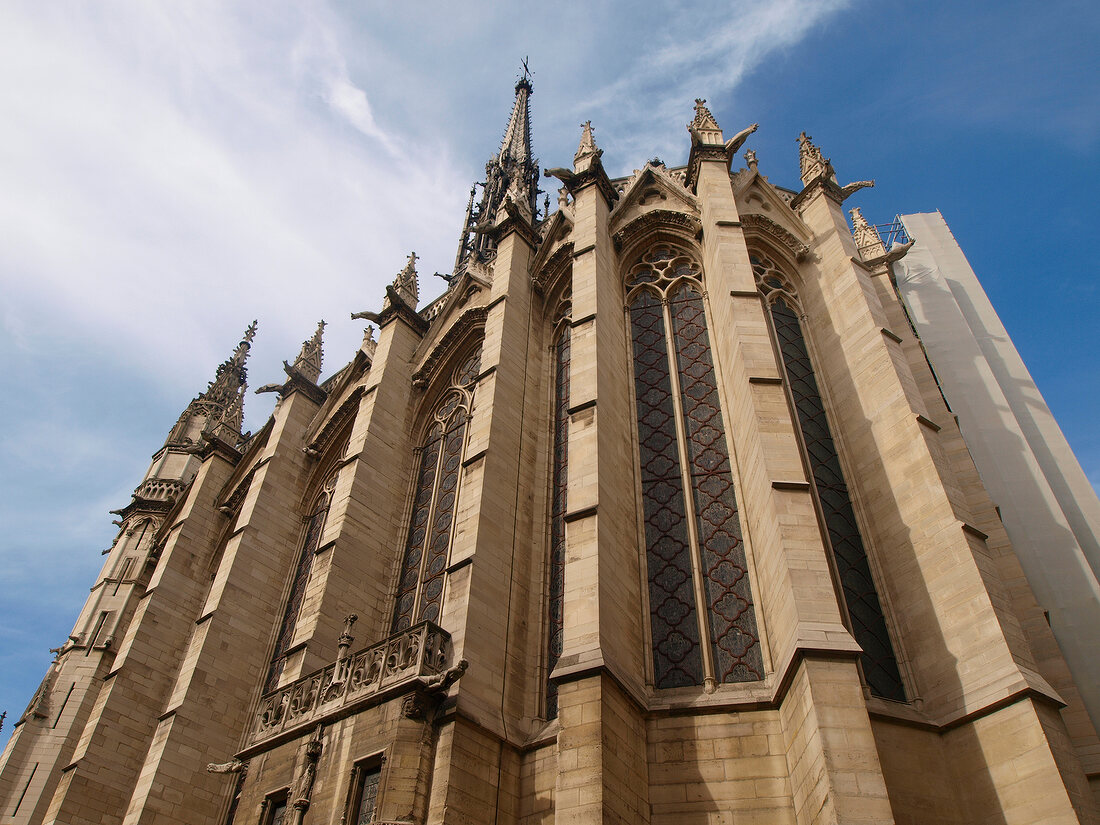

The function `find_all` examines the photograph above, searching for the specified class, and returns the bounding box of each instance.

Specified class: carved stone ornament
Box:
[303,386,365,460]
[400,694,427,720]
[291,726,324,813]
[412,307,489,390]
[741,214,811,263]
[612,209,703,255]
[532,241,574,296]
[206,758,246,774]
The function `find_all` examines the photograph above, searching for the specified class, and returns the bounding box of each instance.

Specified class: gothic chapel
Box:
[2,76,1099,825]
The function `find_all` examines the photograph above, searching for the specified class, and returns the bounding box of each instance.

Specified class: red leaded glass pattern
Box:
[265,474,337,692]
[669,284,762,681]
[753,256,905,701]
[631,289,704,688]
[546,323,570,717]
[391,346,480,633]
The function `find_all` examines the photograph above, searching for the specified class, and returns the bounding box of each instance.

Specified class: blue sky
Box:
[1,0,1097,722]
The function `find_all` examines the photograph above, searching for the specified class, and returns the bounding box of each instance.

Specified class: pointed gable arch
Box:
[609,163,699,236]
[612,209,703,265]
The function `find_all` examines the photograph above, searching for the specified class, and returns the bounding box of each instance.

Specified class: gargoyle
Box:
[840,180,875,200]
[724,123,758,157]
[544,167,580,193]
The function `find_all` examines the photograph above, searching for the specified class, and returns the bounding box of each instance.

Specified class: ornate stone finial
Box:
[384,252,419,310]
[691,99,721,131]
[797,131,833,185]
[745,149,758,171]
[574,120,601,168]
[290,321,325,384]
[687,98,725,148]
[338,613,358,651]
[849,207,887,258]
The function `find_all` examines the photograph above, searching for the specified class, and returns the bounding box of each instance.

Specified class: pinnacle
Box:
[575,120,599,162]
[291,320,325,384]
[797,131,833,185]
[690,98,721,132]
[391,252,419,309]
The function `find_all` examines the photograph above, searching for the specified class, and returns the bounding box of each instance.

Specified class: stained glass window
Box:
[391,347,481,633]
[546,318,570,718]
[628,245,763,688]
[265,472,338,692]
[752,255,905,701]
[351,764,381,825]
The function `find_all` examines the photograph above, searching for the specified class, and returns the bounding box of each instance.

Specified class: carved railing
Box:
[246,622,450,750]
[133,477,187,503]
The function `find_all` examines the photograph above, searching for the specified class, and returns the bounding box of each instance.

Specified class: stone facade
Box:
[2,82,1098,825]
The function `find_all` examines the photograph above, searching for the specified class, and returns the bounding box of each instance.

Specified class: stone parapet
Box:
[244,622,452,754]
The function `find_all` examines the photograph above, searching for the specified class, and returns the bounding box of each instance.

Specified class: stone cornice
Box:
[684,144,729,191]
[487,199,541,250]
[740,213,810,262]
[571,156,619,208]
[612,209,702,255]
[412,306,489,390]
[357,286,430,335]
[532,241,574,295]
[790,174,848,210]
[304,385,365,459]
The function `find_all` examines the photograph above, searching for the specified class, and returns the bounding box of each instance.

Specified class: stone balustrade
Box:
[243,622,451,753]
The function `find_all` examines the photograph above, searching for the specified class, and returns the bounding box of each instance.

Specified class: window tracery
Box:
[546,296,570,718]
[391,346,482,633]
[752,254,905,701]
[265,470,339,692]
[627,245,763,688]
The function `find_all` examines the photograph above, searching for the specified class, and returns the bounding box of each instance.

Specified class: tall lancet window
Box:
[628,245,763,689]
[265,471,338,692]
[752,254,905,701]
[391,346,482,633]
[546,298,571,719]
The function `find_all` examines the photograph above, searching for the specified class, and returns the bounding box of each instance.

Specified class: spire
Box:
[458,69,540,269]
[499,76,534,170]
[849,207,887,258]
[797,131,835,185]
[164,321,256,448]
[290,321,325,384]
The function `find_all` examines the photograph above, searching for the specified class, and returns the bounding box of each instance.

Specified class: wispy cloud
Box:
[571,0,853,171]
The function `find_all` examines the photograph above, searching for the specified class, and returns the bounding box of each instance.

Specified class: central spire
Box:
[451,68,540,277]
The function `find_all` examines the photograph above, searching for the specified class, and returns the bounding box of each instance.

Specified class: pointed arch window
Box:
[546,299,571,719]
[752,254,905,701]
[391,347,481,633]
[628,245,763,689]
[265,471,338,692]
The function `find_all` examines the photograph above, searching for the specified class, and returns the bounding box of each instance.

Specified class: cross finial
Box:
[521,56,533,83]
